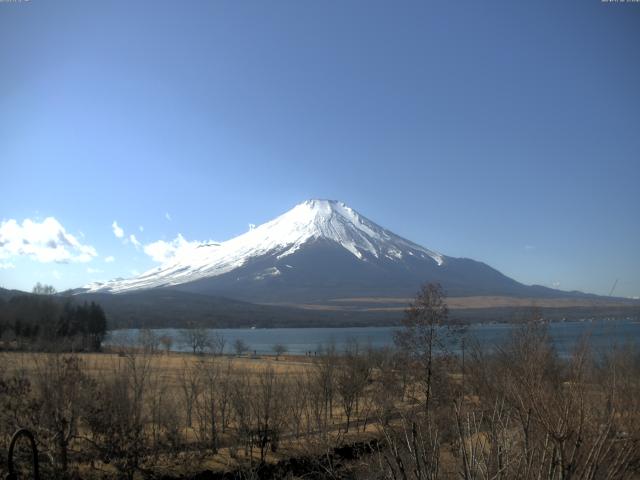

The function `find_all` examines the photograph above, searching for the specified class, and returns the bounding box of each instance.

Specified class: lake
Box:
[105,318,640,356]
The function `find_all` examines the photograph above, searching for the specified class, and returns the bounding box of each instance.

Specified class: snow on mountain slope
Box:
[86,200,444,293]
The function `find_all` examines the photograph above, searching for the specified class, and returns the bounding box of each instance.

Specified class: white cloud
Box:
[248,223,256,230]
[129,234,141,248]
[104,255,115,263]
[0,217,97,263]
[112,221,124,238]
[130,269,140,276]
[87,267,103,274]
[52,270,62,279]
[139,225,144,232]
[0,262,15,270]
[143,233,206,263]
[165,212,172,221]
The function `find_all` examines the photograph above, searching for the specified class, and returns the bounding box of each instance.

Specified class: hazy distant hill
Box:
[74,289,397,329]
[2,286,635,329]
[75,288,637,329]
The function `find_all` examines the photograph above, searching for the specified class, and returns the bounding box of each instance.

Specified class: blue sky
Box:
[1,0,639,297]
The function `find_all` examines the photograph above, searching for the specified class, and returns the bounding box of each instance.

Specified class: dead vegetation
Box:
[1,285,639,479]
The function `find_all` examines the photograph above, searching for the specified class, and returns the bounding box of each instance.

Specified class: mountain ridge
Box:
[81,200,613,304]
[85,199,446,295]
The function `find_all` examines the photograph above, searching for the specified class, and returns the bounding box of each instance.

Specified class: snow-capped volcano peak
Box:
[86,200,444,293]
[274,199,441,262]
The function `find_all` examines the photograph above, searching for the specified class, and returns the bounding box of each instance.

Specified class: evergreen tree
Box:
[87,302,107,350]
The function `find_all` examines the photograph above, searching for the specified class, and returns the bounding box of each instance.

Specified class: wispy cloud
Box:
[104,255,115,263]
[0,217,97,263]
[129,234,141,248]
[524,245,536,251]
[0,262,15,270]
[143,234,215,263]
[165,212,172,221]
[139,225,144,232]
[248,223,256,230]
[87,267,103,274]
[112,221,124,238]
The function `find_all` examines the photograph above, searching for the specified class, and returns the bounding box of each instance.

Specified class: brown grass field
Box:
[2,324,640,479]
[269,295,640,312]
[0,350,386,478]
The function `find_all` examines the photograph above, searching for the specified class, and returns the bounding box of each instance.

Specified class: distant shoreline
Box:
[106,313,640,332]
[104,317,640,356]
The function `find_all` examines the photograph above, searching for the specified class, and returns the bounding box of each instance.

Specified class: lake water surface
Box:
[106,318,640,356]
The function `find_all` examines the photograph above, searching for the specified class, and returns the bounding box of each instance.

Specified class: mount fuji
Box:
[84,199,577,304]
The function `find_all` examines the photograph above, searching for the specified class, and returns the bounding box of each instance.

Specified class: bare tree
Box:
[146,355,180,455]
[210,332,226,356]
[194,357,223,452]
[314,343,338,430]
[217,359,234,433]
[272,343,287,360]
[394,283,460,415]
[336,341,371,432]
[234,338,249,356]
[138,328,159,354]
[230,370,253,460]
[181,328,212,355]
[463,320,640,480]
[374,414,441,480]
[33,353,89,477]
[82,352,153,480]
[250,366,287,463]
[179,360,201,429]
[288,372,310,438]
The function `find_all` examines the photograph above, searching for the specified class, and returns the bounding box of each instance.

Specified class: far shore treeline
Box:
[0,283,107,351]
